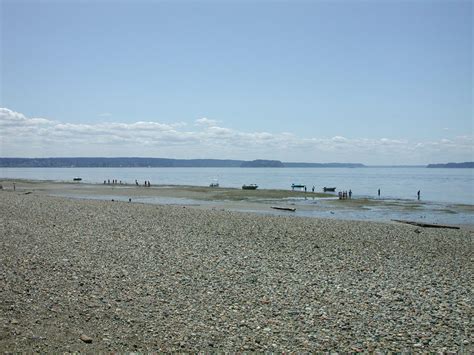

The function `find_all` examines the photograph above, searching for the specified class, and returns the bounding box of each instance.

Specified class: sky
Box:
[0,0,472,164]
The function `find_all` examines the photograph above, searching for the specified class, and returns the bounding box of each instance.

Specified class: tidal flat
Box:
[1,179,472,226]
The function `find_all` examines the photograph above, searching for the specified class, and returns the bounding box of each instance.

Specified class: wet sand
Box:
[1,179,473,227]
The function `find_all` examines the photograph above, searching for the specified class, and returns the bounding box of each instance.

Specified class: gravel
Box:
[1,191,472,352]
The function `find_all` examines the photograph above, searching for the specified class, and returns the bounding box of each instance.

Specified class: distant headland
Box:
[427,162,474,168]
[1,158,472,168]
[0,157,366,168]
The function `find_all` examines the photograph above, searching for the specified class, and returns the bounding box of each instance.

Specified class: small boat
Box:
[323,187,336,192]
[291,183,306,190]
[242,184,258,190]
[73,177,82,181]
[271,206,296,212]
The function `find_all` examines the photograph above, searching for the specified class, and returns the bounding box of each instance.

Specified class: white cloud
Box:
[331,136,347,143]
[0,107,54,127]
[0,107,472,164]
[195,117,218,127]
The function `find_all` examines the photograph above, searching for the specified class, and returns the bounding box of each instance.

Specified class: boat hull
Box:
[291,184,306,189]
[242,185,258,190]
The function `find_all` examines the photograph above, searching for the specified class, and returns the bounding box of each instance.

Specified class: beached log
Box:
[391,219,460,230]
[271,206,296,212]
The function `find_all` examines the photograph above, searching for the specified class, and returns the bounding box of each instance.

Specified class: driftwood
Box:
[391,219,460,230]
[271,206,296,212]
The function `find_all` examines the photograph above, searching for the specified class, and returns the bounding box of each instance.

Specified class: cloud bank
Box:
[0,107,472,164]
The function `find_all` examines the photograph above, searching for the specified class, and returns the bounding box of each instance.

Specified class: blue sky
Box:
[1,0,472,164]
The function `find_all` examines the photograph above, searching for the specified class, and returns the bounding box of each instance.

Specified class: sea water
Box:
[1,167,473,205]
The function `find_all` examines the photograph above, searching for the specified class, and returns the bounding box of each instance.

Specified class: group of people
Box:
[135,180,151,187]
[104,179,122,185]
[104,179,152,187]
[334,188,421,201]
[338,190,352,200]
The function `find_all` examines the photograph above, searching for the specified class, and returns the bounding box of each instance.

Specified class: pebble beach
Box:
[1,190,472,352]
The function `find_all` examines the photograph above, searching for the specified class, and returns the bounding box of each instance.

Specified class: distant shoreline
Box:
[426,162,474,169]
[1,157,472,168]
[0,157,364,168]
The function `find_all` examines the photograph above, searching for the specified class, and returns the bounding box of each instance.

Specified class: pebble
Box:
[0,192,472,352]
[79,335,93,344]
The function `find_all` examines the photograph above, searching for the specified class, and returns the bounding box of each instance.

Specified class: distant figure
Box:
[135,179,139,186]
[13,182,16,191]
[378,188,380,197]
[349,189,352,199]
[312,186,315,193]
[108,179,110,184]
[129,198,132,202]
[338,191,342,200]
[304,186,307,192]
[148,181,151,187]
[104,180,106,184]
[417,190,421,200]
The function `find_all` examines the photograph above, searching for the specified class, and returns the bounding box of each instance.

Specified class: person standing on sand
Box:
[349,189,352,199]
[417,190,421,200]
[378,188,380,197]
[13,182,16,191]
[312,186,315,193]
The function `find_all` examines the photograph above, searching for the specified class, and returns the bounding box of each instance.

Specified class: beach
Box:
[1,179,473,225]
[0,185,473,352]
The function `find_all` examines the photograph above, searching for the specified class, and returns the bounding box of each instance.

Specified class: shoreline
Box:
[1,191,472,352]
[1,178,473,228]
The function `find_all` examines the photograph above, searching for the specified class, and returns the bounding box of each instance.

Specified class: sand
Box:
[2,179,473,224]
[0,188,473,352]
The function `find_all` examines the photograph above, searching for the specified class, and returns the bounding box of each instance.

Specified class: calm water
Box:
[1,167,473,205]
